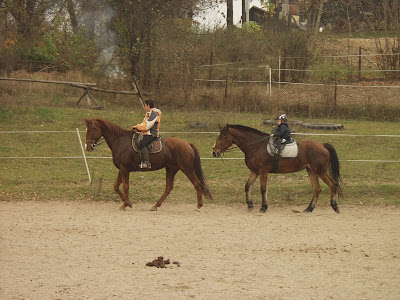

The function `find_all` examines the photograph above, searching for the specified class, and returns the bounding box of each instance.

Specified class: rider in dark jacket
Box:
[270,114,292,144]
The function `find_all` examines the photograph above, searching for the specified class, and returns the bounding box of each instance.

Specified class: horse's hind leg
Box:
[114,171,124,201]
[245,171,258,210]
[304,167,321,213]
[181,168,203,210]
[319,173,340,213]
[150,167,179,211]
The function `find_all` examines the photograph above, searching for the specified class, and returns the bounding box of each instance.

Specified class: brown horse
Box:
[84,118,212,210]
[212,124,342,213]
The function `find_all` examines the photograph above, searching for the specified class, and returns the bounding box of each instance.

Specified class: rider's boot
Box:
[139,146,151,169]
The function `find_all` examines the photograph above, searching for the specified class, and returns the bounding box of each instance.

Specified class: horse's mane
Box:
[228,124,269,137]
[95,118,130,136]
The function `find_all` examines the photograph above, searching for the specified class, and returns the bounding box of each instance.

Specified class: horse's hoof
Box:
[195,208,201,212]
[248,206,254,212]
[259,208,267,213]
[334,207,340,214]
[119,205,126,211]
[150,206,158,211]
[127,202,133,208]
[303,208,313,213]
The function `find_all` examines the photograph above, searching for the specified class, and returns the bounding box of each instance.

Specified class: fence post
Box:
[76,128,91,183]
[269,68,272,97]
[208,49,214,87]
[278,56,281,88]
[334,80,337,109]
[224,76,229,105]
[358,46,362,81]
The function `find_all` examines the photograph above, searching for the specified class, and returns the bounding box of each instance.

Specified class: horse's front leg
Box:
[245,171,258,211]
[259,172,268,213]
[119,168,132,210]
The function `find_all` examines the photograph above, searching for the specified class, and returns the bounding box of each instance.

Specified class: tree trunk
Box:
[313,0,326,36]
[143,8,152,89]
[66,0,79,34]
[242,0,246,24]
[227,0,233,28]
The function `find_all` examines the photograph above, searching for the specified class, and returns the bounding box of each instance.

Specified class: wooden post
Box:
[208,49,214,87]
[347,39,350,80]
[269,68,272,97]
[131,76,145,109]
[278,56,281,88]
[76,88,102,109]
[334,81,337,109]
[358,46,362,81]
[224,76,229,105]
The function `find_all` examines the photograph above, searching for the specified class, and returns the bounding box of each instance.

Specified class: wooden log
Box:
[0,77,96,86]
[131,77,145,109]
[0,77,152,95]
[88,86,152,96]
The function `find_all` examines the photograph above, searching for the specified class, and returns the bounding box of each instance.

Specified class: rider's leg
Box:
[138,135,155,168]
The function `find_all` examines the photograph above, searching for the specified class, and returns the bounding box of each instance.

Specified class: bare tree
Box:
[227,0,233,28]
[4,0,52,40]
[112,0,199,88]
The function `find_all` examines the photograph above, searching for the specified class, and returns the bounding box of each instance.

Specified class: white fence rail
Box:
[1,130,400,183]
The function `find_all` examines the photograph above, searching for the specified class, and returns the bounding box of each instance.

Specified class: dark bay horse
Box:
[212,124,342,213]
[84,118,212,210]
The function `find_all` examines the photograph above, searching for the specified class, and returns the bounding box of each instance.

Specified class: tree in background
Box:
[0,0,98,73]
[112,0,199,89]
[363,0,400,77]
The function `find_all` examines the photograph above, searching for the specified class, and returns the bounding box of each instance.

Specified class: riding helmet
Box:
[275,114,288,122]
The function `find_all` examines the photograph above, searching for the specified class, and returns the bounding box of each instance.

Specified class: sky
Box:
[195,0,264,29]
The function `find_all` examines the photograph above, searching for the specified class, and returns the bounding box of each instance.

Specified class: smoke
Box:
[79,1,122,78]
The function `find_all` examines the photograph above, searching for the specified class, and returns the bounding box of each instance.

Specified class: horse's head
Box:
[212,124,233,157]
[83,118,103,151]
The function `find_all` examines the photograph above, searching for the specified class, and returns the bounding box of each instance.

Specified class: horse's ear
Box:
[83,118,89,124]
[218,124,222,129]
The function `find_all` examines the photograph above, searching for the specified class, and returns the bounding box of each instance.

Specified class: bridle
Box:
[86,119,133,150]
[85,120,105,149]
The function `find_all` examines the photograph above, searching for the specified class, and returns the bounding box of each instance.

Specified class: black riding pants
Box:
[138,135,157,150]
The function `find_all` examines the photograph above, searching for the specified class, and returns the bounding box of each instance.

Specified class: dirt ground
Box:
[1,201,399,300]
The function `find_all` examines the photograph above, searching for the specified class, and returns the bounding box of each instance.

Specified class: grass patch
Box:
[0,86,399,207]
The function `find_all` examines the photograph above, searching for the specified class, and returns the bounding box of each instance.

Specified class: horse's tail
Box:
[323,143,343,198]
[190,143,213,200]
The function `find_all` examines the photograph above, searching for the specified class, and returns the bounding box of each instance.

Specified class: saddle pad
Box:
[132,135,162,154]
[267,141,298,158]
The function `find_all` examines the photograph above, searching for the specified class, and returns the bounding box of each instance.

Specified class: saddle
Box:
[132,132,162,154]
[267,139,298,158]
[267,138,298,173]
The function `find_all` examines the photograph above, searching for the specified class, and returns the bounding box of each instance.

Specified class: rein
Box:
[217,135,269,163]
[221,135,269,154]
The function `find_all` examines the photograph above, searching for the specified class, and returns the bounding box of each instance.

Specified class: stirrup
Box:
[139,161,151,169]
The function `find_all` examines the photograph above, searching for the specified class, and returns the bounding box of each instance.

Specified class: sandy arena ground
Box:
[1,201,399,300]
